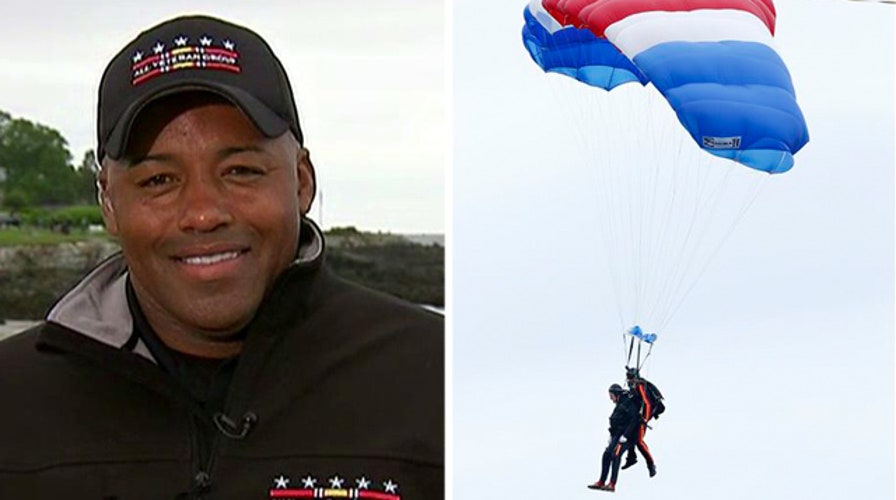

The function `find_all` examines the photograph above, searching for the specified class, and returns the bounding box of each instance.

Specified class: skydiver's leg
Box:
[636,423,655,468]
[625,441,637,463]
[623,423,643,469]
[634,424,657,477]
[598,435,620,484]
[609,436,627,486]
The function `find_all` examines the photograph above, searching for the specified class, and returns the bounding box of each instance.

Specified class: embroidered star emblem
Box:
[273,475,290,489]
[199,35,212,46]
[328,475,344,489]
[152,42,165,54]
[384,480,398,494]
[174,36,188,46]
[223,39,235,50]
[132,51,143,63]
[301,475,316,488]
[356,477,371,489]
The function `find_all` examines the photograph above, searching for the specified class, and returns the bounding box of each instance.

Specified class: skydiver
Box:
[621,367,663,477]
[588,383,640,493]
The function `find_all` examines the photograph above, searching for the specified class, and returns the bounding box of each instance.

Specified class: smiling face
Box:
[99,92,315,357]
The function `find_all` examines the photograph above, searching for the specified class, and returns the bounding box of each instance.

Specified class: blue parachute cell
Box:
[633,40,809,173]
[627,325,658,344]
[521,5,647,90]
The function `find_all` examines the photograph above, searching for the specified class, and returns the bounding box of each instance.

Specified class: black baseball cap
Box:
[97,15,303,161]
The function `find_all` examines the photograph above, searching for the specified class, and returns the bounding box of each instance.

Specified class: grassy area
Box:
[0,227,112,247]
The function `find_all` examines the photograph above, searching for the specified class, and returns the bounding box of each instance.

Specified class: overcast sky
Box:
[0,0,444,233]
[454,1,893,499]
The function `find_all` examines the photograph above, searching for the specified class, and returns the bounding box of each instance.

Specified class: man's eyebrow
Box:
[217,145,270,160]
[123,153,174,168]
[122,146,269,167]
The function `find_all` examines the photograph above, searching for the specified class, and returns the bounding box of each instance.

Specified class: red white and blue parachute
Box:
[531,0,808,173]
[522,0,809,368]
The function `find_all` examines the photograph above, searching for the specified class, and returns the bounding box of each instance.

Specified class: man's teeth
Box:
[182,251,241,265]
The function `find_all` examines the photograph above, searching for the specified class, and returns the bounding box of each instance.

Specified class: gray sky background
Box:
[453,1,894,499]
[0,0,444,233]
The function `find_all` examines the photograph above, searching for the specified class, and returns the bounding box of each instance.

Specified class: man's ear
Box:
[97,164,119,236]
[296,147,316,216]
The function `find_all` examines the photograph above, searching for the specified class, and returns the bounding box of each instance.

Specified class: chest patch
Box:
[269,474,401,499]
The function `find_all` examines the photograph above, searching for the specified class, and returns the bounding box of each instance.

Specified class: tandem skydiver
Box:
[588,383,640,493]
[621,367,665,477]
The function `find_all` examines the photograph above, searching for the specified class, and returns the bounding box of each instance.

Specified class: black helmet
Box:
[608,383,624,395]
[625,366,639,379]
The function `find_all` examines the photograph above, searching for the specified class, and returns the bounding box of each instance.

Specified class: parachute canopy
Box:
[538,0,809,173]
[520,0,809,351]
[521,0,647,89]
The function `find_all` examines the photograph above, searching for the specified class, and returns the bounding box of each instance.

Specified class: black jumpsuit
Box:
[597,391,640,487]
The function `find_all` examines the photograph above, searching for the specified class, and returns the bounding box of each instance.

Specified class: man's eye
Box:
[226,165,265,177]
[139,174,174,188]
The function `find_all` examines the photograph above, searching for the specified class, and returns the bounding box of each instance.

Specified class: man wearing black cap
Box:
[0,15,443,499]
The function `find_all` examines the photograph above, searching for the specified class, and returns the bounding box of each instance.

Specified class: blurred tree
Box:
[3,188,30,213]
[74,150,99,205]
[0,110,9,207]
[0,110,79,207]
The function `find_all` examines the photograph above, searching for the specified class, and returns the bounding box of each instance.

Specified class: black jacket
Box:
[608,392,640,438]
[0,221,443,499]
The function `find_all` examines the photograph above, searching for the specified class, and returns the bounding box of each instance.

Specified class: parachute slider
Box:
[627,325,657,344]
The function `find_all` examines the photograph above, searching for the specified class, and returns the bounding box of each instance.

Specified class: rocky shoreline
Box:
[0,240,120,321]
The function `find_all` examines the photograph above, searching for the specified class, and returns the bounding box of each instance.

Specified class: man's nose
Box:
[177,176,233,232]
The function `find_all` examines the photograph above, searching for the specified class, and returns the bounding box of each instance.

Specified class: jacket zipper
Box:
[187,414,212,498]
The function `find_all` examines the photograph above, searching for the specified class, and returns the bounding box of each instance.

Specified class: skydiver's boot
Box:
[620,453,637,470]
[604,482,616,492]
[587,481,605,490]
[648,463,656,478]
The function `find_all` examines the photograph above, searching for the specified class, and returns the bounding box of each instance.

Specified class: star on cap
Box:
[328,476,344,489]
[132,51,144,63]
[152,42,165,54]
[174,36,188,47]
[301,476,316,488]
[384,480,398,494]
[273,475,290,489]
[199,36,212,46]
[356,477,371,489]
[222,39,235,50]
